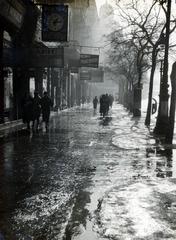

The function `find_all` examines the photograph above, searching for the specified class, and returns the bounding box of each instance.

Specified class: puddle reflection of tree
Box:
[156,148,173,178]
[146,138,173,178]
[0,141,19,240]
[130,116,140,127]
[64,190,91,239]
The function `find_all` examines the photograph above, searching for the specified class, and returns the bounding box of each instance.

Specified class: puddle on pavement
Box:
[0,104,176,239]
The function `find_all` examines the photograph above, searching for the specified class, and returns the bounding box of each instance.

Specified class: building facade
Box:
[0,0,99,124]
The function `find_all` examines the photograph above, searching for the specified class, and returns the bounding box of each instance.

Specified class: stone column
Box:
[71,75,75,107]
[64,67,68,108]
[56,68,61,109]
[50,68,55,105]
[76,77,81,106]
[47,67,51,96]
[67,71,71,108]
[35,68,43,97]
[13,68,29,120]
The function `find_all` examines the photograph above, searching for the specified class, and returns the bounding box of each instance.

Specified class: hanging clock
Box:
[42,5,68,42]
[47,13,64,31]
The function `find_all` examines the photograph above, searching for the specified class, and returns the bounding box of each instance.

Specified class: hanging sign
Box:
[42,5,68,42]
[79,68,104,82]
[90,69,104,82]
[80,70,91,81]
[4,47,64,67]
[70,67,79,73]
[28,47,64,67]
[80,54,99,68]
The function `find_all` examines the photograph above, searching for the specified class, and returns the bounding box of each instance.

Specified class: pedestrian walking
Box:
[93,96,98,110]
[105,93,110,113]
[41,91,53,131]
[99,94,106,117]
[21,93,33,130]
[32,91,41,131]
[99,93,110,117]
[109,94,114,108]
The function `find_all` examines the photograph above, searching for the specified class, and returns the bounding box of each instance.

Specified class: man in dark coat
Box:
[41,92,53,131]
[21,93,33,130]
[32,91,41,131]
[93,96,98,110]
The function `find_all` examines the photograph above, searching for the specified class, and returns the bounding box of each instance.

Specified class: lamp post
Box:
[158,43,165,97]
[157,53,164,119]
[154,0,171,135]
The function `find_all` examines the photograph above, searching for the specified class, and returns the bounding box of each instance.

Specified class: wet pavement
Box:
[0,103,176,240]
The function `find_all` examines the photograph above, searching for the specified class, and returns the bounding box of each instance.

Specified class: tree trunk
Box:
[133,65,142,117]
[165,61,176,143]
[145,47,157,126]
[154,0,171,135]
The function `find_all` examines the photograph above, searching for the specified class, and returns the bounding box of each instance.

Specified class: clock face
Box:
[47,13,64,31]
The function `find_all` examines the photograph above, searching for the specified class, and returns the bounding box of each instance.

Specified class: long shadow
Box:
[146,137,173,178]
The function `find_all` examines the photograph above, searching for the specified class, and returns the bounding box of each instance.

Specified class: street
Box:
[0,103,176,240]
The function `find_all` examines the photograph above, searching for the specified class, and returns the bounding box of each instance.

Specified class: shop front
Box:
[0,0,25,123]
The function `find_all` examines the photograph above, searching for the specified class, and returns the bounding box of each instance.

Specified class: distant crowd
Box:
[22,92,114,131]
[93,94,114,117]
[21,91,53,132]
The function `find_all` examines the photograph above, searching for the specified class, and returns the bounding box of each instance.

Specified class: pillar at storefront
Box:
[71,75,75,107]
[76,79,81,106]
[55,83,59,110]
[51,68,59,108]
[82,81,87,103]
[55,68,61,109]
[13,68,29,120]
[67,71,71,108]
[59,68,64,110]
[50,68,54,104]
[47,67,51,95]
[63,67,68,108]
[35,68,43,97]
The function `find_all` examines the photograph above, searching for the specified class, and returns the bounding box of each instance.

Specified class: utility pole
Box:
[154,0,171,135]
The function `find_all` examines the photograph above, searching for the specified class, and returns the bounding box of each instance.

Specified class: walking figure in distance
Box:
[41,92,53,131]
[109,94,114,108]
[93,96,98,110]
[99,94,107,117]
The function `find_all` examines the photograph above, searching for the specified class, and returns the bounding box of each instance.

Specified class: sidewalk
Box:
[0,111,61,138]
[0,119,24,138]
[0,105,89,138]
[0,103,176,239]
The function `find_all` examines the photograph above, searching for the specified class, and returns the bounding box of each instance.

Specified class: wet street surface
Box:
[1,103,176,239]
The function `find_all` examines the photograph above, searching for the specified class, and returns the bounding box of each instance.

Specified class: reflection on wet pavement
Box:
[0,104,176,239]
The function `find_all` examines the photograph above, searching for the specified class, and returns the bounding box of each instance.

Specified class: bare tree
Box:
[112,0,176,122]
[105,0,160,115]
[106,32,139,109]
